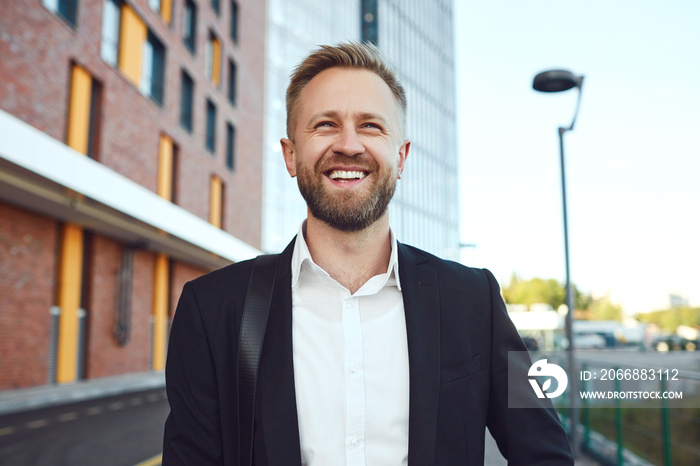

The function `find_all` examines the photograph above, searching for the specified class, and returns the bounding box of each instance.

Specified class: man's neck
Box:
[303,214,393,294]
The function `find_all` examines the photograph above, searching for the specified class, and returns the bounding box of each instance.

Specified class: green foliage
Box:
[637,307,700,332]
[503,274,565,309]
[503,274,622,321]
[585,296,623,322]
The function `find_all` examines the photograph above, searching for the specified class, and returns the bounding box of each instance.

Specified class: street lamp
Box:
[533,68,584,457]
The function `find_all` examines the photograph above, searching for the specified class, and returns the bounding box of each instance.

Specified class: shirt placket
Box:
[342,295,365,465]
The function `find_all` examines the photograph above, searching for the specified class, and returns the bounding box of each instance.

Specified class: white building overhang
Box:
[0,110,261,270]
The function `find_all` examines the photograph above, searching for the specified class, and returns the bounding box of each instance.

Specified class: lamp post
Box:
[533,69,584,457]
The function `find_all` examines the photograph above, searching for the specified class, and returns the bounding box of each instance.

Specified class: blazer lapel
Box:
[257,239,302,466]
[398,243,441,465]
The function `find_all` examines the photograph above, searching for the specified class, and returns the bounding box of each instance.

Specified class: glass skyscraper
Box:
[263,0,459,260]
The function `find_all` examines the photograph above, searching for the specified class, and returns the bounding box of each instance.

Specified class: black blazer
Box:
[163,239,573,465]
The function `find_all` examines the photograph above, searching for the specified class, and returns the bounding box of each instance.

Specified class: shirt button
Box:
[349,366,358,374]
[350,438,360,448]
[346,300,355,309]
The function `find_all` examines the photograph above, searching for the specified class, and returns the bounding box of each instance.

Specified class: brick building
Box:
[0,0,265,390]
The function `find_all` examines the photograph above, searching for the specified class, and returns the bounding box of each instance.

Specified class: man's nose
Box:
[331,127,364,156]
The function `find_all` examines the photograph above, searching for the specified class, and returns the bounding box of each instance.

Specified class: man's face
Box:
[281,67,409,232]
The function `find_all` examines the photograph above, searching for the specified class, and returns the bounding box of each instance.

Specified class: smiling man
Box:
[163,42,574,465]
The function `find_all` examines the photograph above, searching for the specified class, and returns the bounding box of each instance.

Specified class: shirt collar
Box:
[291,221,402,292]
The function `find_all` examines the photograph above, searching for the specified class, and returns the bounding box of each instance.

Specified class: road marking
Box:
[108,401,126,411]
[86,406,103,416]
[133,453,162,466]
[26,419,48,429]
[0,427,17,436]
[58,412,79,422]
[146,394,159,402]
[129,397,144,406]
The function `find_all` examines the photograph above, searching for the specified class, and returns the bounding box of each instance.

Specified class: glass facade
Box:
[262,0,459,260]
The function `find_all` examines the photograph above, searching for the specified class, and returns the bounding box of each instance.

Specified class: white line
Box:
[129,397,144,406]
[58,412,79,422]
[146,394,160,402]
[0,426,17,436]
[26,419,48,429]
[108,401,126,411]
[86,406,103,416]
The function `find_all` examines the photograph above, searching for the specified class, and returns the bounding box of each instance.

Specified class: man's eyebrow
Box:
[306,110,388,125]
[307,110,342,124]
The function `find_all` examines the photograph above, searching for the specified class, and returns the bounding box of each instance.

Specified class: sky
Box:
[453,0,699,313]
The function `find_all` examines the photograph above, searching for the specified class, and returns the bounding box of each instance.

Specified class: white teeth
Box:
[329,170,366,180]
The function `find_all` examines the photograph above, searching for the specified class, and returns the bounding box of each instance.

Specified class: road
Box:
[0,389,168,466]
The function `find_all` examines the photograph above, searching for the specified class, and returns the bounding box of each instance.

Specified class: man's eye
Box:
[316,121,334,128]
[362,123,381,130]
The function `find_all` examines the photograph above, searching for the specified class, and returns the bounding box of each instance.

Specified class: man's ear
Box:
[397,140,410,179]
[280,138,297,177]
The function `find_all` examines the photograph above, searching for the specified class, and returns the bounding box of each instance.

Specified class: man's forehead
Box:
[297,68,400,118]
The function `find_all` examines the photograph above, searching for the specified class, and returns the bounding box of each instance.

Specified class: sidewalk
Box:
[0,372,165,416]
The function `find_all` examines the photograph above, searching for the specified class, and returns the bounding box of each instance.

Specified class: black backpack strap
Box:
[237,254,280,466]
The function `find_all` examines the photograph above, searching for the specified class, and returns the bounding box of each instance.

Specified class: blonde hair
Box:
[285,41,406,139]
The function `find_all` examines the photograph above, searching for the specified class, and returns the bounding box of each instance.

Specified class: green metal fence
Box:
[556,360,700,466]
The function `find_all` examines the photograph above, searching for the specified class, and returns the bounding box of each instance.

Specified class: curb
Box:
[0,371,166,416]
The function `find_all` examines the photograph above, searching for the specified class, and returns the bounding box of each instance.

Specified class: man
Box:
[163,42,573,465]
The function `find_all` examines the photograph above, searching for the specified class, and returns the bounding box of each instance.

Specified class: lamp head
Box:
[533,69,582,93]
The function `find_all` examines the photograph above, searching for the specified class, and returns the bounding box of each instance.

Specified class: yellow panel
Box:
[151,254,169,371]
[56,223,84,384]
[118,4,147,87]
[67,65,92,156]
[160,0,172,24]
[157,134,173,200]
[209,176,222,228]
[212,37,221,86]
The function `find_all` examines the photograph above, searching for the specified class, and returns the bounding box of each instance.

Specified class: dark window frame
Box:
[183,0,198,54]
[180,70,195,132]
[230,1,238,43]
[205,99,217,153]
[227,59,237,106]
[225,122,235,171]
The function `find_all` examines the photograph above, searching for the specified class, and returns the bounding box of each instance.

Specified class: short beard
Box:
[296,156,398,232]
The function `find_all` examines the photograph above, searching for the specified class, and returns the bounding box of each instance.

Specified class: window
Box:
[227,59,236,105]
[157,134,177,201]
[43,0,79,27]
[148,0,173,25]
[230,1,238,43]
[205,99,216,152]
[100,1,166,105]
[180,70,194,132]
[100,0,120,65]
[361,0,379,46]
[209,175,224,228]
[140,32,166,105]
[67,63,101,159]
[225,123,235,171]
[205,31,221,86]
[182,0,197,54]
[211,0,220,15]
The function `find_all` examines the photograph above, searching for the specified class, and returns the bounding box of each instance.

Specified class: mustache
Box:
[313,154,379,174]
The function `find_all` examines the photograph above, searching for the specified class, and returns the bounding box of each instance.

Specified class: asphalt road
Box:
[0,389,168,466]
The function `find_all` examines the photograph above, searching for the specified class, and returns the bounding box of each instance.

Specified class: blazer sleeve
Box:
[163,282,225,465]
[482,269,574,465]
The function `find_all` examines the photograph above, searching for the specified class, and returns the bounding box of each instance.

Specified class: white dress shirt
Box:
[291,224,410,466]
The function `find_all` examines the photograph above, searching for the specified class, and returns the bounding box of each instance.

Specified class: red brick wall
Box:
[0,0,265,247]
[169,261,208,316]
[0,203,57,390]
[0,1,265,388]
[83,236,154,378]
